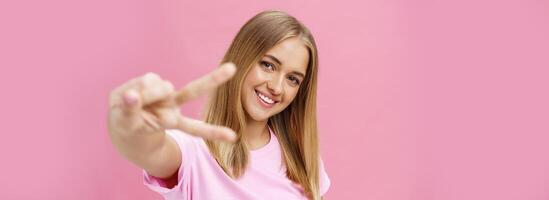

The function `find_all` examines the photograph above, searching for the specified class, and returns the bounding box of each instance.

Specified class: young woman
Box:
[108,10,330,200]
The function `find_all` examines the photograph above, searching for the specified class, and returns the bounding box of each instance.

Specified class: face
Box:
[242,37,309,122]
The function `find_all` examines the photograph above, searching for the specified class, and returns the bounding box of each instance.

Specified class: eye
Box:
[260,61,275,71]
[288,75,301,86]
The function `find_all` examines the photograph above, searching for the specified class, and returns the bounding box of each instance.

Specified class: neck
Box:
[244,117,270,150]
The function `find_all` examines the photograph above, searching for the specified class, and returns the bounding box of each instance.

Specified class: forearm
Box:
[108,126,169,173]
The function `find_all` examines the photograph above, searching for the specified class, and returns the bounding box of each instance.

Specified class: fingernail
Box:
[123,90,138,106]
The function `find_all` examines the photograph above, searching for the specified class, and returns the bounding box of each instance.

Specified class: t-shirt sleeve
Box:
[319,157,331,196]
[142,129,198,198]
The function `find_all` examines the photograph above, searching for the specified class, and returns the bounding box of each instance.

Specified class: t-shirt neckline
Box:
[250,126,276,156]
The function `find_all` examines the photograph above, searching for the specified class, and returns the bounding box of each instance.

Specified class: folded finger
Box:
[151,107,180,129]
[141,80,175,105]
[110,72,162,109]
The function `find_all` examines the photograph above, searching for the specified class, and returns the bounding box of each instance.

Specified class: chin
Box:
[247,109,271,122]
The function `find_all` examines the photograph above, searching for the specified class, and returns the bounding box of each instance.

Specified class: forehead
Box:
[264,37,309,75]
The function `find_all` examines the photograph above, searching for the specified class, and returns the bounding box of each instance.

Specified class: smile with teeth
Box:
[256,90,277,105]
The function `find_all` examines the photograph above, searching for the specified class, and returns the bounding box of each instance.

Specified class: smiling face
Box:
[241,37,310,122]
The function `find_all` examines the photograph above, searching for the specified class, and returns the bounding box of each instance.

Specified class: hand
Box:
[108,63,237,141]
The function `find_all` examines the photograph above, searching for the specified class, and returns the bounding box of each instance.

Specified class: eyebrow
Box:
[264,54,306,78]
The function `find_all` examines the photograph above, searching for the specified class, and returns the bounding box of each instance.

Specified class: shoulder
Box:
[165,129,205,150]
[164,129,212,166]
[319,157,331,196]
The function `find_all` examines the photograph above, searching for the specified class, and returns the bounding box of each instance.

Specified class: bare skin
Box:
[239,37,312,198]
[108,37,312,194]
[108,63,238,180]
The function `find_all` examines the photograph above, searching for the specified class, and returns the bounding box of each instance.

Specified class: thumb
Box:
[121,89,142,114]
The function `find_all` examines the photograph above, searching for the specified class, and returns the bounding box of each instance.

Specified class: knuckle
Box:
[141,72,161,87]
[144,72,160,79]
[164,81,175,93]
[144,72,161,82]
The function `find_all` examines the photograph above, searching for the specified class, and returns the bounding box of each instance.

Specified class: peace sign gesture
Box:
[108,63,238,179]
[108,63,237,142]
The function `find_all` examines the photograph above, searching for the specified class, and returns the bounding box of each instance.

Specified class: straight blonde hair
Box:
[203,10,321,199]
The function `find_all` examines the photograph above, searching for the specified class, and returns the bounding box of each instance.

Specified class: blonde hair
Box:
[204,10,321,199]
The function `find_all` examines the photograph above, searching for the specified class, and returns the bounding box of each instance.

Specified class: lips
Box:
[255,90,278,108]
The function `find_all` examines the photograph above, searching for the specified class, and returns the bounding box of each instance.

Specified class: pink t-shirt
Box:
[143,127,330,200]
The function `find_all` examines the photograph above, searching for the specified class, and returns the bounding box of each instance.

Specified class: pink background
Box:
[1,0,548,199]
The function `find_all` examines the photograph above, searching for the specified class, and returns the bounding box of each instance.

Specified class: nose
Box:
[267,75,284,96]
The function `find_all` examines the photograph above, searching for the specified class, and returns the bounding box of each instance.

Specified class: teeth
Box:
[257,91,274,104]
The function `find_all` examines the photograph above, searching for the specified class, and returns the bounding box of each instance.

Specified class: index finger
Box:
[174,63,237,104]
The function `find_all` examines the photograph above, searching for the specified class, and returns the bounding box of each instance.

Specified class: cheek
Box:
[243,68,260,91]
[248,66,266,82]
[282,87,300,104]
